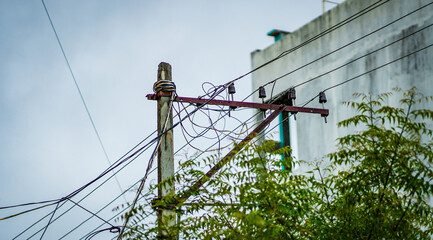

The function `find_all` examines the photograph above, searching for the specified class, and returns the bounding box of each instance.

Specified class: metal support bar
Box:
[172,105,285,206]
[146,94,329,116]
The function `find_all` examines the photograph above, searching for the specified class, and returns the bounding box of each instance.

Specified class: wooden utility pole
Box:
[156,62,176,238]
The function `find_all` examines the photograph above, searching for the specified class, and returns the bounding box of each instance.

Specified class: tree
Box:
[120,88,433,239]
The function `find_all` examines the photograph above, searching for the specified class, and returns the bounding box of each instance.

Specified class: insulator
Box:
[288,88,296,100]
[319,91,327,103]
[228,83,236,94]
[259,86,266,99]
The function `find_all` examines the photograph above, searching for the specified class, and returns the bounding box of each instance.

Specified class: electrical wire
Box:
[40,0,127,204]
[0,202,58,221]
[84,226,120,240]
[39,202,60,240]
[78,179,153,240]
[66,198,116,228]
[245,1,433,102]
[20,86,228,239]
[322,43,433,93]
[59,176,151,240]
[0,199,60,210]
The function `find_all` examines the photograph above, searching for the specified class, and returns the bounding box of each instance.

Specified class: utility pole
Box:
[156,62,176,238]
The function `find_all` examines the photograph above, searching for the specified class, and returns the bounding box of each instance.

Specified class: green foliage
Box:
[122,88,433,239]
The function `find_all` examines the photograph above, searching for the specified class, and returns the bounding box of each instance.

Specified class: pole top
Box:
[158,62,172,81]
[155,62,175,94]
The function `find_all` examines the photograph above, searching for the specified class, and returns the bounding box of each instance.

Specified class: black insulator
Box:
[259,86,266,99]
[319,91,327,103]
[288,88,296,100]
[228,83,236,94]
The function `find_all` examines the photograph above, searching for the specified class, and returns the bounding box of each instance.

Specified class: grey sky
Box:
[0,0,342,238]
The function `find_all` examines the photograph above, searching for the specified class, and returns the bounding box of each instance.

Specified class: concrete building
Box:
[251,0,433,170]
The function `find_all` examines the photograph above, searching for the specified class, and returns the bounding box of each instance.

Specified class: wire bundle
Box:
[153,80,176,93]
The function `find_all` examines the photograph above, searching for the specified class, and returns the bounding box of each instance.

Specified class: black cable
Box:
[0,202,58,221]
[66,198,116,228]
[322,43,433,92]
[59,177,148,240]
[39,202,60,240]
[246,1,433,102]
[0,199,60,210]
[84,226,120,240]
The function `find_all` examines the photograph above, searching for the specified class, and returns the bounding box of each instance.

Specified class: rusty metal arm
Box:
[170,105,285,206]
[146,94,328,116]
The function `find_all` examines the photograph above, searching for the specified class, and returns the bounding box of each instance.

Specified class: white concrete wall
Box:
[251,0,433,169]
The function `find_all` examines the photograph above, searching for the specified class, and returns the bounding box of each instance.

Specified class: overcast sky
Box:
[0,1,343,239]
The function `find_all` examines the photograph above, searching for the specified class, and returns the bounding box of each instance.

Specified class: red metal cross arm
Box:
[146,94,329,116]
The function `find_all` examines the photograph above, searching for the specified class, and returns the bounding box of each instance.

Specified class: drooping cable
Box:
[84,226,120,240]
